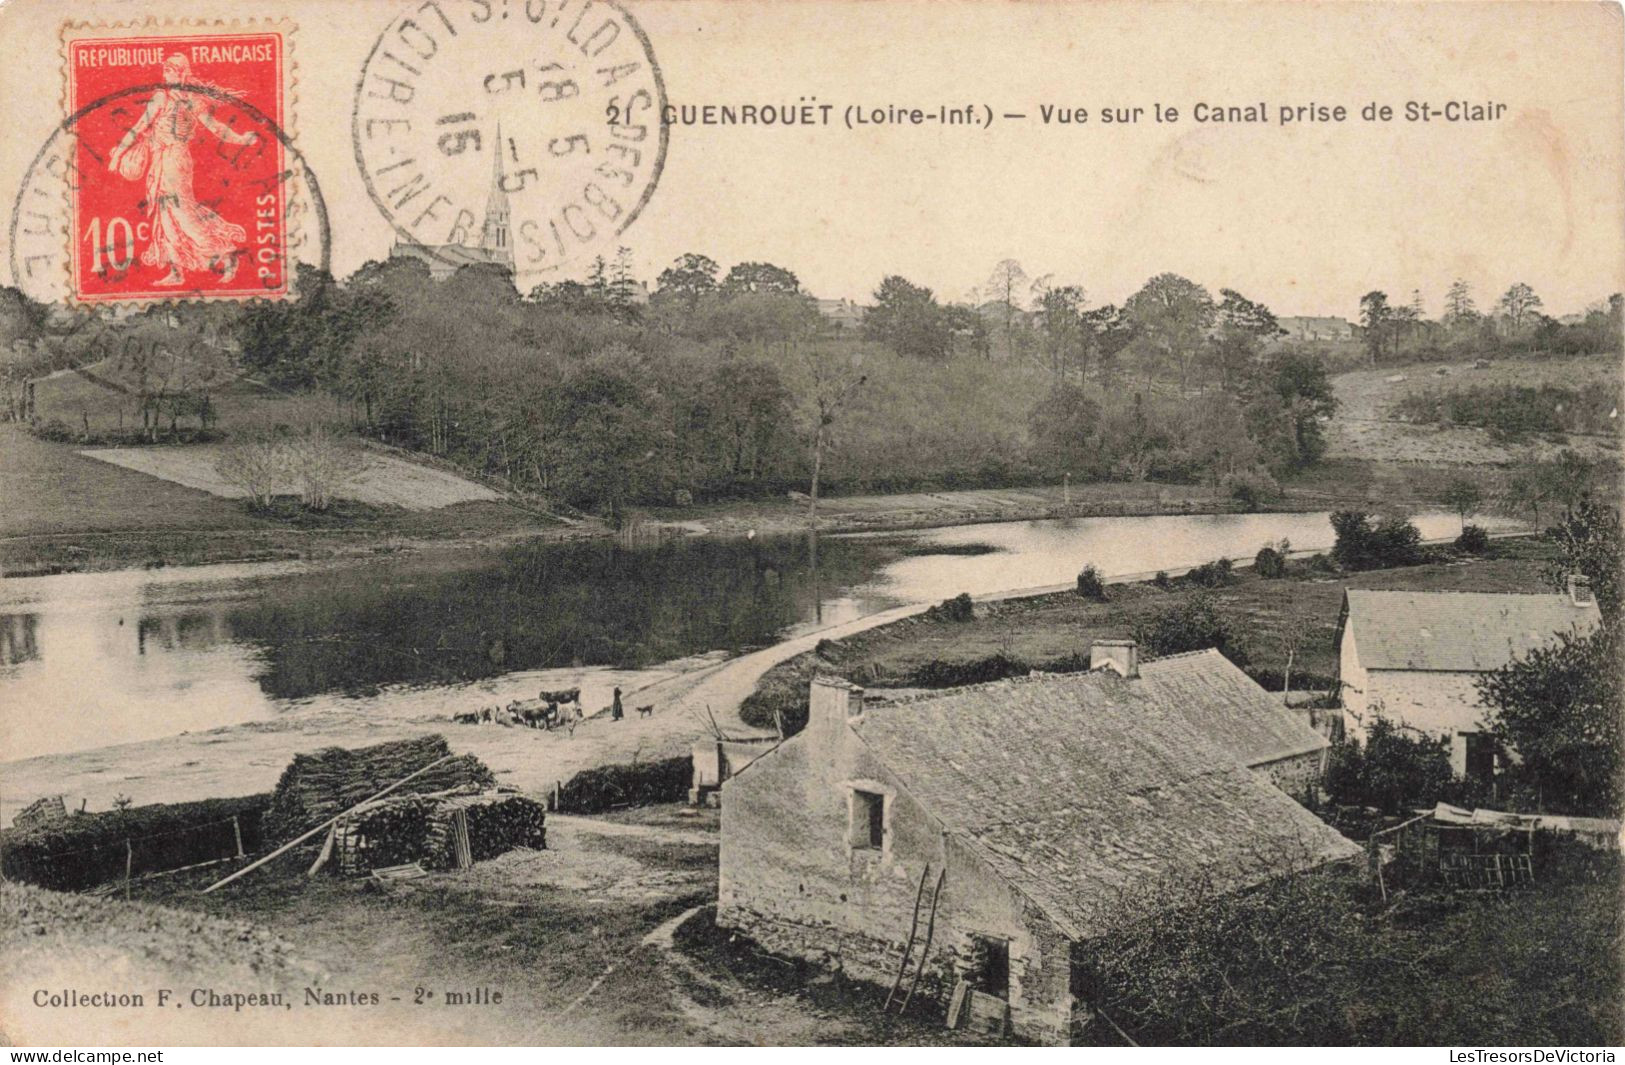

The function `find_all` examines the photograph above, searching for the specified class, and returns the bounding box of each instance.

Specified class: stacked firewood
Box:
[266,735,495,841]
[331,792,546,876]
[333,796,434,877]
[421,794,547,870]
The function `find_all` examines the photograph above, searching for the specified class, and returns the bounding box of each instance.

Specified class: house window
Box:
[850,790,885,850]
[1462,732,1497,781]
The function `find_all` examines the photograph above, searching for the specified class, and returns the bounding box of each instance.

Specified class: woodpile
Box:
[334,791,545,876]
[266,735,494,842]
[423,794,546,869]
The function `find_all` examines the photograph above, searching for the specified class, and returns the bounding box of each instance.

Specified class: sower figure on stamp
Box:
[106,54,259,286]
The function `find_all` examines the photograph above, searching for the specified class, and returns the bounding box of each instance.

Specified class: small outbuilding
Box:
[1336,578,1601,777]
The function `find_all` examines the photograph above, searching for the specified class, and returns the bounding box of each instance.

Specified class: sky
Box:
[2,0,1621,320]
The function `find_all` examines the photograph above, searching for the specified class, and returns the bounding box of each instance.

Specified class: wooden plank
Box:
[306,823,337,877]
[945,980,969,1030]
[201,754,458,894]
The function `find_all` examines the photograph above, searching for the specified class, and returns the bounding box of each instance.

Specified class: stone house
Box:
[1336,578,1602,778]
[1277,315,1354,341]
[716,641,1357,1044]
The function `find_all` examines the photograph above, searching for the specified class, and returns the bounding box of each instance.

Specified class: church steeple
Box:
[481,122,511,256]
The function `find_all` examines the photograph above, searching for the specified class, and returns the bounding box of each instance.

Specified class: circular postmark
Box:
[9,81,329,305]
[352,0,667,287]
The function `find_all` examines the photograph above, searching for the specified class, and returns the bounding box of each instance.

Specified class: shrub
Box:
[1076,564,1108,601]
[1152,571,1172,590]
[1186,558,1234,588]
[1455,524,1491,554]
[1323,717,1453,815]
[1254,545,1287,579]
[1226,470,1279,511]
[1132,593,1247,667]
[904,652,1030,688]
[32,418,73,442]
[925,592,976,623]
[1330,510,1424,570]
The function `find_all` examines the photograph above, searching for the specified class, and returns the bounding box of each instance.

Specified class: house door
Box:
[966,935,1010,999]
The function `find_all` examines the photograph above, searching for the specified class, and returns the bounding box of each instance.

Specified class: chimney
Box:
[1567,574,1595,608]
[808,675,864,752]
[1090,639,1139,679]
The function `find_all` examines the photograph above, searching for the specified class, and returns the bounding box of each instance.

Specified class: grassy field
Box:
[743,537,1563,730]
[0,425,573,574]
[1325,354,1620,466]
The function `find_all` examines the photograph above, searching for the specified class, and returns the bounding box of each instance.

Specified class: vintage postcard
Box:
[1,0,1622,1051]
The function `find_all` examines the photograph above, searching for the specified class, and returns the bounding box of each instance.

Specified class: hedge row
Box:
[0,794,270,892]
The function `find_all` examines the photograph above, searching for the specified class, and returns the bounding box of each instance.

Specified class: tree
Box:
[1131,592,1247,666]
[1081,304,1134,386]
[214,434,286,510]
[1479,621,1621,815]
[943,303,991,360]
[1029,382,1102,473]
[1036,284,1086,379]
[1444,278,1477,323]
[1213,288,1280,389]
[605,245,642,321]
[1124,273,1215,390]
[1547,449,1598,522]
[285,425,357,511]
[541,346,666,523]
[1442,477,1483,533]
[721,261,800,297]
[1497,282,1543,332]
[979,259,1031,359]
[1330,510,1423,570]
[801,347,866,531]
[654,252,720,309]
[1243,351,1337,471]
[1358,290,1391,366]
[1186,392,1262,486]
[863,275,951,360]
[1546,496,1621,620]
[1500,454,1554,529]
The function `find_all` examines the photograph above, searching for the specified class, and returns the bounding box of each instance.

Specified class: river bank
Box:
[740,535,1560,735]
[3,412,1508,578]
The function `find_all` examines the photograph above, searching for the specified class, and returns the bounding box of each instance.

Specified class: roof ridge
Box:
[1140,648,1221,664]
[1348,588,1578,599]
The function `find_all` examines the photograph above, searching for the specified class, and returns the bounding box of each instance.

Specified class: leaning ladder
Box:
[884,865,946,1014]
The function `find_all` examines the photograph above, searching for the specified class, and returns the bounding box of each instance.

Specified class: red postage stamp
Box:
[64,27,290,302]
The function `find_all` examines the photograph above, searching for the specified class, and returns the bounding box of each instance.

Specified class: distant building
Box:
[1336,580,1602,778]
[1277,316,1354,341]
[389,129,514,282]
[716,641,1355,1044]
[814,297,865,330]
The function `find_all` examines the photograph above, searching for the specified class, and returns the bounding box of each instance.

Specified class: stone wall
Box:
[1254,748,1325,800]
[717,680,1076,1043]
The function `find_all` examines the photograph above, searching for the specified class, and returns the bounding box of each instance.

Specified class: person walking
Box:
[610,687,624,721]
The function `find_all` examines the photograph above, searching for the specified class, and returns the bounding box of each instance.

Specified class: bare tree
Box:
[286,427,357,511]
[214,435,286,510]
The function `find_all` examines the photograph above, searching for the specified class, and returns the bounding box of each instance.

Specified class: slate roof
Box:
[1342,590,1600,672]
[855,670,1359,940]
[1137,650,1328,766]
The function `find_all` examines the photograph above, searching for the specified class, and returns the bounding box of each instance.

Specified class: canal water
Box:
[0,510,1516,760]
